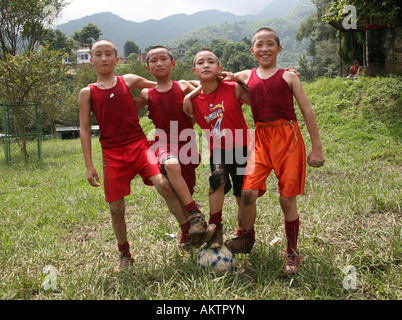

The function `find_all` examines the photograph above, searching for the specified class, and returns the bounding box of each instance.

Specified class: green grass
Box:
[0,76,401,300]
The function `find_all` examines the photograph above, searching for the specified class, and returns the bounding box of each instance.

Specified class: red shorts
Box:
[150,139,199,195]
[102,138,161,203]
[242,120,306,197]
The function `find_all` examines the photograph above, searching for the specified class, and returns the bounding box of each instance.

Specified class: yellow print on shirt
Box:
[209,101,225,112]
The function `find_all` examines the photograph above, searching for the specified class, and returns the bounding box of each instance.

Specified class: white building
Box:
[76,48,91,64]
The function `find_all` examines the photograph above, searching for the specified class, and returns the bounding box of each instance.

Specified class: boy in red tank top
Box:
[135,46,215,252]
[184,50,251,249]
[79,40,193,272]
[223,28,325,275]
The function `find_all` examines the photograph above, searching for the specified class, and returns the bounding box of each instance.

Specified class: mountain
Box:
[58,10,255,53]
[57,0,312,54]
[164,0,315,68]
[166,0,315,46]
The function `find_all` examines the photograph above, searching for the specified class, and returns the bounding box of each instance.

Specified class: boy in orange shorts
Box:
[224,28,325,275]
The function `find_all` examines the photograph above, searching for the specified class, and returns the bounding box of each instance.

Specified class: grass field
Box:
[0,76,401,301]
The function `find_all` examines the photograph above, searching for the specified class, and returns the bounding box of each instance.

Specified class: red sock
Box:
[118,241,132,258]
[237,228,244,237]
[244,227,255,241]
[209,211,222,225]
[185,201,200,214]
[180,221,190,242]
[285,217,299,255]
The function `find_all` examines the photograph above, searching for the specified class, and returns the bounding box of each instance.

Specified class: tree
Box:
[72,23,103,48]
[182,42,205,66]
[0,0,69,143]
[221,40,255,72]
[43,29,70,52]
[210,39,230,61]
[225,52,256,73]
[322,0,401,24]
[295,0,340,80]
[0,0,67,59]
[0,45,67,136]
[43,29,73,62]
[123,40,140,58]
[297,0,402,80]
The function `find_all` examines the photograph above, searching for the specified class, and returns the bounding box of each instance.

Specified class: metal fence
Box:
[1,102,42,165]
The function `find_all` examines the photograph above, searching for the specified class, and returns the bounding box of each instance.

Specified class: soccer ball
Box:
[197,245,236,276]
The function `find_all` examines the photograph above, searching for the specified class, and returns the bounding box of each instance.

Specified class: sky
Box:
[57,0,273,24]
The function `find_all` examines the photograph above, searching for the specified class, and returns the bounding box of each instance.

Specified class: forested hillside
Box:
[165,0,314,68]
[57,0,315,68]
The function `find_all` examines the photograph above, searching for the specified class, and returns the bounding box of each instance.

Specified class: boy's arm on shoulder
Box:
[183,97,197,126]
[123,74,156,90]
[220,69,251,87]
[135,89,149,112]
[235,82,250,105]
[284,67,300,78]
[178,80,197,95]
[183,85,202,119]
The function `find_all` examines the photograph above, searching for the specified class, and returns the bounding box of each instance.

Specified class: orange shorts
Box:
[242,119,306,197]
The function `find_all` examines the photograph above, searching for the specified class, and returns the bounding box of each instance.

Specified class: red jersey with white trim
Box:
[247,68,297,123]
[192,81,249,150]
[89,76,146,149]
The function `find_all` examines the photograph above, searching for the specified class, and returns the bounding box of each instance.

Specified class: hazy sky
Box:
[58,0,274,24]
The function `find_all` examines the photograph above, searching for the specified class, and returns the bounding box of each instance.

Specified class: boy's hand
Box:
[87,166,101,187]
[307,150,325,168]
[183,85,202,118]
[187,80,201,88]
[219,71,235,81]
[285,67,300,78]
[183,97,195,118]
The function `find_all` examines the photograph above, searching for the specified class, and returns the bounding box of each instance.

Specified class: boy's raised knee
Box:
[163,161,181,176]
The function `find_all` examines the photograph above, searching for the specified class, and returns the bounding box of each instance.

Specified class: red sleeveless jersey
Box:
[247,68,297,123]
[89,76,146,149]
[148,81,194,144]
[192,81,249,150]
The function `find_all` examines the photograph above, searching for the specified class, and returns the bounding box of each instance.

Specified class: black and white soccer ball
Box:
[197,245,236,276]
